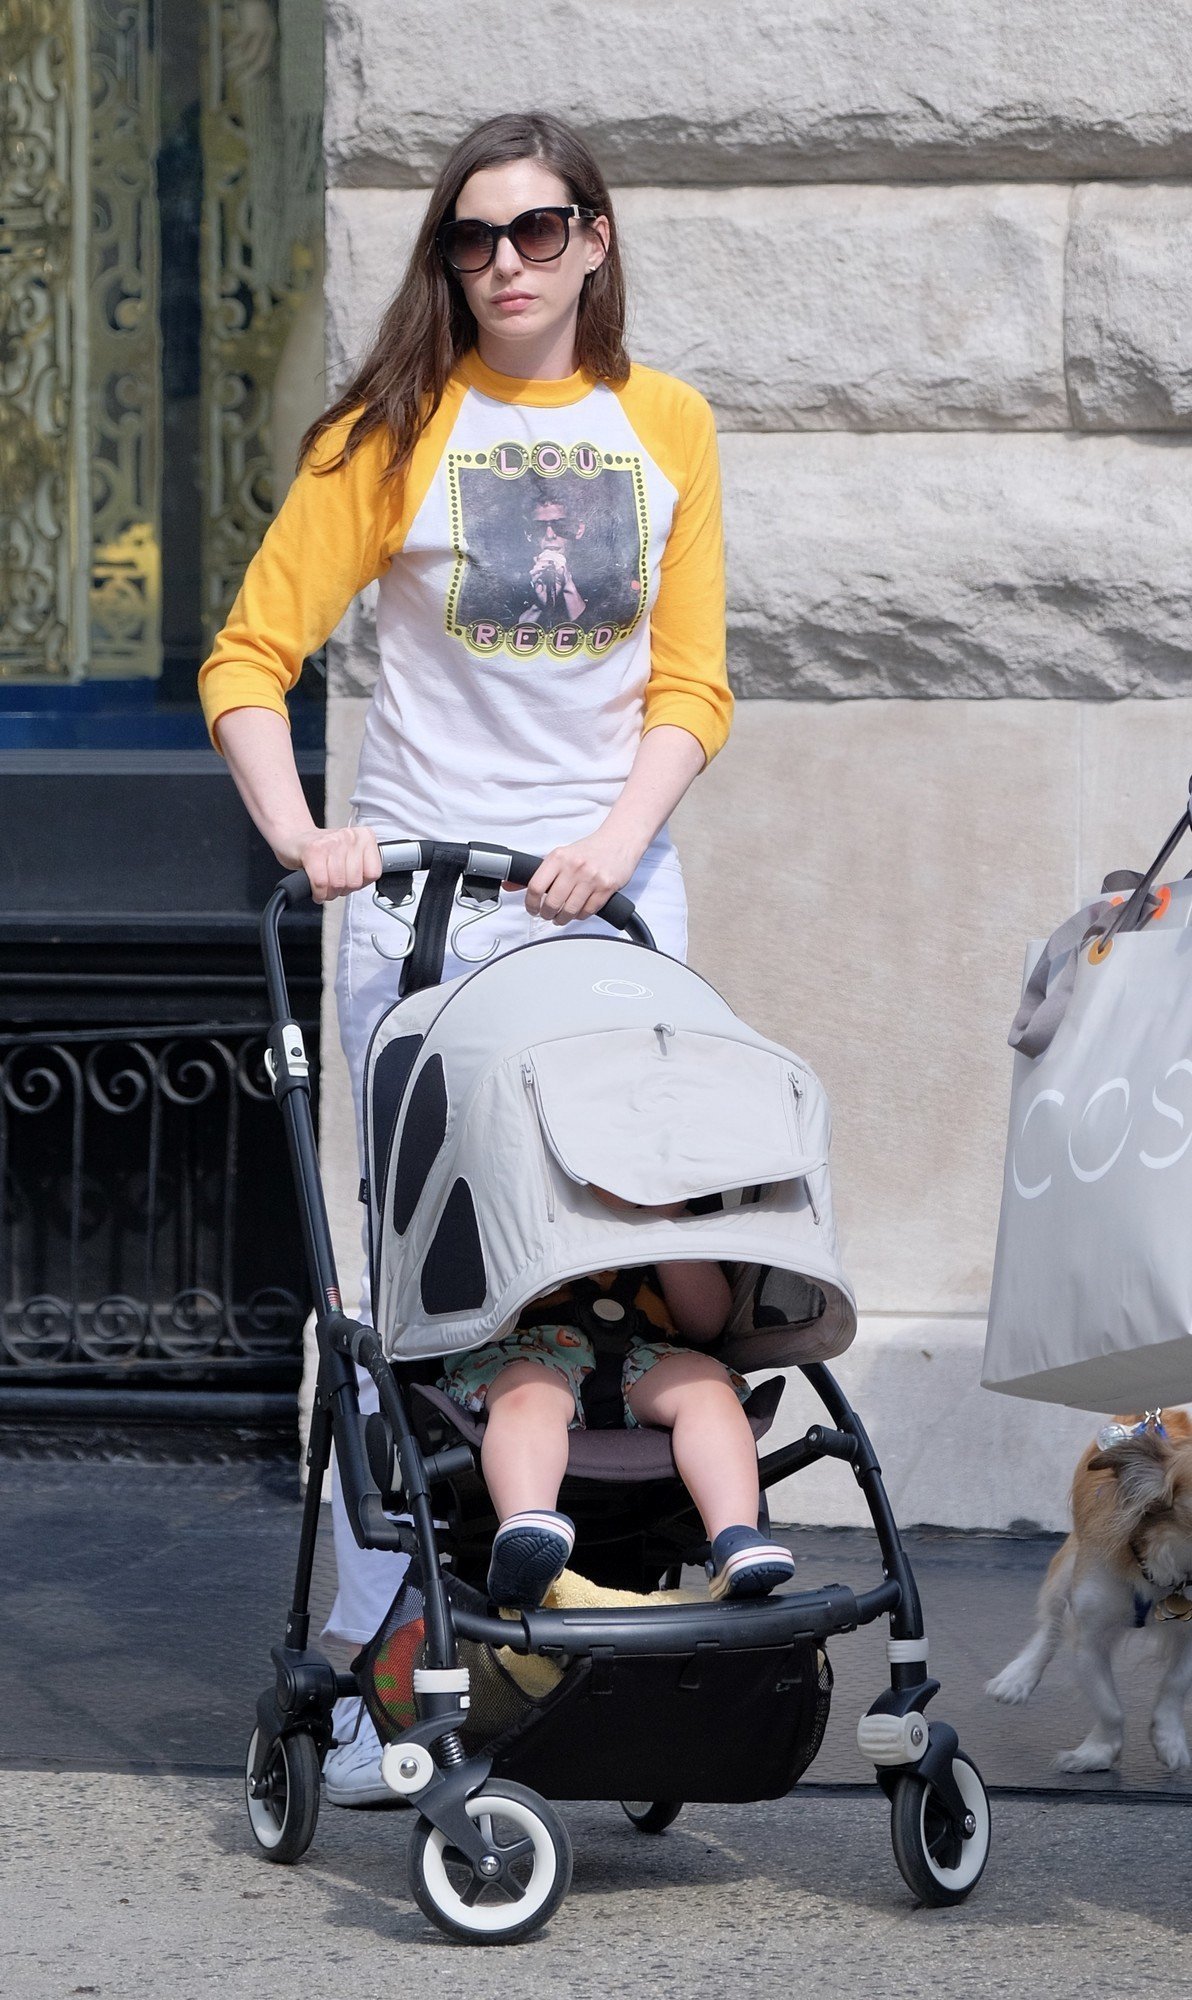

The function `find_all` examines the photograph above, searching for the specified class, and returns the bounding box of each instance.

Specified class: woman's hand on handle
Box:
[525,827,644,923]
[525,723,707,924]
[295,826,383,904]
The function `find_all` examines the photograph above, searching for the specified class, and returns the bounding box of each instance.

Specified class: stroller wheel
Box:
[890,1750,990,1906]
[407,1780,572,1945]
[245,1728,321,1865]
[620,1800,682,1835]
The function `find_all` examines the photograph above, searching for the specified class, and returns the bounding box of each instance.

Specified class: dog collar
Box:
[1097,1410,1167,1452]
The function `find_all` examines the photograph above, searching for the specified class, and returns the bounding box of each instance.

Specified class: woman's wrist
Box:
[270,818,321,870]
[216,708,322,869]
[593,825,650,885]
[597,725,707,868]
[593,803,653,872]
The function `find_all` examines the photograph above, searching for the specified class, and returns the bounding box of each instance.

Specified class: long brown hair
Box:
[300,114,629,480]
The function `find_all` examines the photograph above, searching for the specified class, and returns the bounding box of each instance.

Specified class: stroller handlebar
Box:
[274,837,656,950]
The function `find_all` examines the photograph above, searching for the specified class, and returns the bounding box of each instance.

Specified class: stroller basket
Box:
[359,1560,833,1804]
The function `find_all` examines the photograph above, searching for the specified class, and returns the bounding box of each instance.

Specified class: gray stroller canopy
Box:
[364,935,857,1372]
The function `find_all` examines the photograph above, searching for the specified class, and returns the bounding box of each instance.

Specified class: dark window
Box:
[0,0,325,749]
[370,1034,423,1202]
[420,1180,487,1316]
[392,1055,448,1234]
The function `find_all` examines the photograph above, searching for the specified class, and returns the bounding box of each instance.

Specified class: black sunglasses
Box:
[437,204,598,275]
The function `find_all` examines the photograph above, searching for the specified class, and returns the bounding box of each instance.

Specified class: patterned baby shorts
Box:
[439,1321,749,1430]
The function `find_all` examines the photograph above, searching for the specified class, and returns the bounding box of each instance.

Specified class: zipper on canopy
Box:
[788,1075,821,1220]
[522,1061,557,1222]
[788,1071,806,1150]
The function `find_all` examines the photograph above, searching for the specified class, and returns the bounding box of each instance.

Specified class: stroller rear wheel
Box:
[407,1781,572,1945]
[620,1800,682,1834]
[889,1750,990,1906]
[245,1728,321,1864]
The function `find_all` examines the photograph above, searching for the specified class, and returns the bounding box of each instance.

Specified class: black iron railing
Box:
[0,1021,315,1391]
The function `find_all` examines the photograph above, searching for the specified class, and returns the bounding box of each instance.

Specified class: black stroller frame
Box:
[246,840,990,1941]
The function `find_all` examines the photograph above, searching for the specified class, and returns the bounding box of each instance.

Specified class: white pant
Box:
[324,840,689,1645]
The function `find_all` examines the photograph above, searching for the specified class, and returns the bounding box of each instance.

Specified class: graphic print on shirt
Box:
[445,439,649,660]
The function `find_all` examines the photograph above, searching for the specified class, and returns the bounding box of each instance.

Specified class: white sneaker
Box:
[323,1698,403,1808]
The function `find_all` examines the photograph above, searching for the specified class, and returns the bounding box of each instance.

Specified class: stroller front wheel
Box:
[407,1781,572,1945]
[245,1727,321,1864]
[889,1750,990,1906]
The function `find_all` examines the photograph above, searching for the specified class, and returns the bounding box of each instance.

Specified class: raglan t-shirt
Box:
[199,350,731,853]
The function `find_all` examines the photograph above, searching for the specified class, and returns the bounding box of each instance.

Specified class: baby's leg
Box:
[626,1351,795,1600]
[481,1359,574,1516]
[624,1351,759,1538]
[481,1359,578,1609]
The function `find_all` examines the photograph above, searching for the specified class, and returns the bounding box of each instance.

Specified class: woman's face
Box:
[450,158,608,361]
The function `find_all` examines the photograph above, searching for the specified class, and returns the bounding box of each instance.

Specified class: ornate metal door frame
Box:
[0,1019,313,1390]
[1,0,323,682]
[1,0,161,683]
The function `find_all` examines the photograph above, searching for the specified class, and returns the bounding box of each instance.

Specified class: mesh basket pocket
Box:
[799,1647,834,1782]
[356,1559,558,1748]
[355,1562,429,1742]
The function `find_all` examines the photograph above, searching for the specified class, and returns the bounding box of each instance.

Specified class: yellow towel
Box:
[496,1566,709,1697]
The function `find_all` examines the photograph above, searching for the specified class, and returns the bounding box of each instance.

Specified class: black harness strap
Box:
[519,1268,664,1430]
[579,1269,645,1430]
[399,844,470,996]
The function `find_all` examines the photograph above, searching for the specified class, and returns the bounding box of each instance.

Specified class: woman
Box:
[199,112,732,1802]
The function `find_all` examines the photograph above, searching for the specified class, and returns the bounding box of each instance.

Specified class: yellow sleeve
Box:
[616,368,732,763]
[198,416,402,745]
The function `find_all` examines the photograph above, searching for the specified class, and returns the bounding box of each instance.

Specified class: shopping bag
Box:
[983,786,1192,1412]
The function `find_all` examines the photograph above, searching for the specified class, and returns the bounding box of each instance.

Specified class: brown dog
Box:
[986,1410,1192,1772]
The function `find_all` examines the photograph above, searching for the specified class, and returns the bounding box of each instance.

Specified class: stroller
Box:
[246,839,991,1943]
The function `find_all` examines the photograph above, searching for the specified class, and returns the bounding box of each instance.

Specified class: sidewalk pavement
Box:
[4,1776,1188,1999]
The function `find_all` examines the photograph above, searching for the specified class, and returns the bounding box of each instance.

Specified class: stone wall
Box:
[320,1,1192,1528]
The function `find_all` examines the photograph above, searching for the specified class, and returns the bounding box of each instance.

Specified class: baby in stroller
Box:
[439,1186,798,1608]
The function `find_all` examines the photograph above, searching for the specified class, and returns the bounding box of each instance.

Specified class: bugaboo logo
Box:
[1012,1060,1192,1199]
[592,978,653,1000]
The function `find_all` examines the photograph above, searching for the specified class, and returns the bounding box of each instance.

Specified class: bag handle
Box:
[1008,778,1192,1059]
